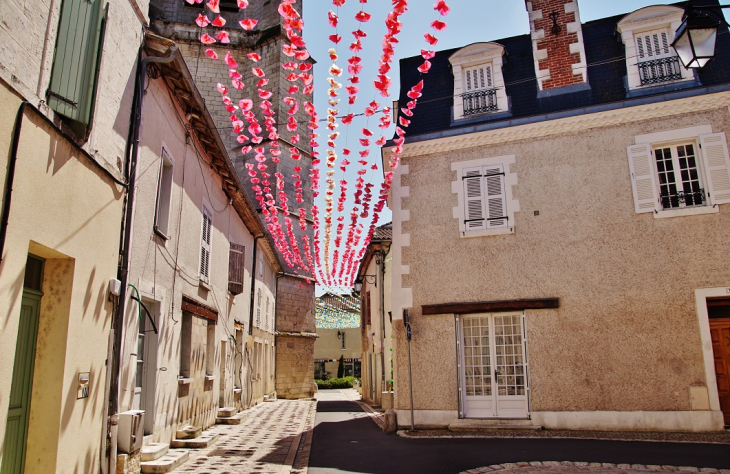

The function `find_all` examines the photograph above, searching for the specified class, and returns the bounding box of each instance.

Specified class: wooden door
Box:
[710,318,730,426]
[1,291,41,474]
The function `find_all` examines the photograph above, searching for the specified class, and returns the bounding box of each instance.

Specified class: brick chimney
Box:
[526,0,588,93]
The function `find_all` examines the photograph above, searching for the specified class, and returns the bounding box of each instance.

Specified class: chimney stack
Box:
[526,0,588,93]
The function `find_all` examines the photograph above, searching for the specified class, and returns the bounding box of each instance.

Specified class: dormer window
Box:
[618,6,694,93]
[634,29,683,86]
[463,65,498,116]
[449,43,509,122]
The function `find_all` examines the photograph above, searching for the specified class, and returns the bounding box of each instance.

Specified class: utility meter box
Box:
[117,410,144,454]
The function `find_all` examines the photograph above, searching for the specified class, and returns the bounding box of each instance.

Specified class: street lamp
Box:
[672,3,730,68]
[353,275,377,293]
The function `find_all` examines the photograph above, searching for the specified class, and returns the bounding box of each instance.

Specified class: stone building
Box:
[385,0,730,431]
[148,0,316,400]
[314,293,361,381]
[0,0,145,471]
[355,223,393,406]
[112,33,282,472]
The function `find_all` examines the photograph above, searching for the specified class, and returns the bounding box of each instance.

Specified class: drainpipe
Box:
[379,243,392,395]
[109,47,179,474]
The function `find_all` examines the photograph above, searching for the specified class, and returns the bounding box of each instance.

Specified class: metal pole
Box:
[407,333,414,431]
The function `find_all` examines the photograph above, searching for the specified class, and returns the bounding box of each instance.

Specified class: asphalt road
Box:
[307,400,730,474]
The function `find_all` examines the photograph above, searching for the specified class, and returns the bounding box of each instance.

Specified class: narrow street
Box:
[307,391,730,474]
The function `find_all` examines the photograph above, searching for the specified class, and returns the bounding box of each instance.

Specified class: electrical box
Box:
[117,410,144,454]
[109,278,121,297]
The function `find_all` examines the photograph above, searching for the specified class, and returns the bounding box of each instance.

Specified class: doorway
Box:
[2,255,44,474]
[707,298,730,427]
[133,298,158,435]
[458,312,529,419]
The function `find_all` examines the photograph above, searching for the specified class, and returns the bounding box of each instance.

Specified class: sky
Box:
[301,1,675,293]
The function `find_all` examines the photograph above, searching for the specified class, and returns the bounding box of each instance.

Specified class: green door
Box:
[2,257,43,474]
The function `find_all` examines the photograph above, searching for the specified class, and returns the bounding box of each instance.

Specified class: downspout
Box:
[379,243,391,394]
[108,47,179,473]
[249,235,265,335]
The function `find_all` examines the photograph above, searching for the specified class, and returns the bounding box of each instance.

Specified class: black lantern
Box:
[672,4,730,68]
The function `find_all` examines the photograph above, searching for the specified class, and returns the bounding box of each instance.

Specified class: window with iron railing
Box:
[635,29,683,86]
[654,143,706,210]
[462,89,499,116]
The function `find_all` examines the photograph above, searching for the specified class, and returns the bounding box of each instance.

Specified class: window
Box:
[452,155,519,237]
[154,149,174,237]
[228,243,245,295]
[449,43,509,121]
[634,29,683,86]
[47,0,108,137]
[617,6,694,93]
[628,127,730,217]
[199,205,213,283]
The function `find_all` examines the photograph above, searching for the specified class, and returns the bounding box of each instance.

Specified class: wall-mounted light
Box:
[549,11,562,36]
[353,274,377,293]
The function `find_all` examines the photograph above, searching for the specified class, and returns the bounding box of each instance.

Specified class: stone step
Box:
[170,432,219,449]
[217,407,237,418]
[216,412,248,425]
[140,449,189,473]
[141,443,169,462]
[175,425,202,440]
[448,419,543,431]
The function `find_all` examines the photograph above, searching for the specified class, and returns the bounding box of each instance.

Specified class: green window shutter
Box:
[47,0,107,127]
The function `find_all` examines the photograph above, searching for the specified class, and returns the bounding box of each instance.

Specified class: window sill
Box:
[460,227,515,239]
[205,375,215,382]
[154,227,170,241]
[653,206,719,219]
[199,279,212,291]
[178,378,194,386]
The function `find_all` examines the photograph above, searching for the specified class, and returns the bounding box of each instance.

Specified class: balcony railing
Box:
[462,89,498,116]
[638,56,683,86]
[660,188,705,209]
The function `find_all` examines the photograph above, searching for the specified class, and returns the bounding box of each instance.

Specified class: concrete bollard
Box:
[383,409,397,433]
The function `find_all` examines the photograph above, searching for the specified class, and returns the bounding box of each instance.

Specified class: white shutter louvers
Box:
[463,167,486,231]
[700,132,730,205]
[484,165,507,229]
[627,144,659,214]
[200,207,213,282]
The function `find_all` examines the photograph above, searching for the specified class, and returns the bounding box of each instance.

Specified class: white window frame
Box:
[617,6,694,91]
[449,43,509,121]
[200,203,213,283]
[154,147,174,238]
[452,155,520,238]
[628,125,730,219]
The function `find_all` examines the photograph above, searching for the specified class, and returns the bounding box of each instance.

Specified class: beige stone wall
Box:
[276,335,315,399]
[0,84,125,472]
[314,328,361,379]
[392,102,730,427]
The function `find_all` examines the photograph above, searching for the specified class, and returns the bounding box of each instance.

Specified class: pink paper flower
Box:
[195,13,210,27]
[216,30,230,43]
[200,33,216,44]
[205,48,218,59]
[239,19,258,30]
[212,15,226,27]
[206,0,219,13]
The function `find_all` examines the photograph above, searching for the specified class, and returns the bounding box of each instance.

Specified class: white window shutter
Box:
[627,144,658,213]
[483,165,507,229]
[700,132,730,205]
[463,167,486,231]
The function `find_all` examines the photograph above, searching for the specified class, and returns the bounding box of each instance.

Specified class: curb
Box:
[458,462,730,474]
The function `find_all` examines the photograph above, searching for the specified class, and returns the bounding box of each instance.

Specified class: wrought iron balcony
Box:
[462,89,498,116]
[638,56,683,86]
[660,188,706,209]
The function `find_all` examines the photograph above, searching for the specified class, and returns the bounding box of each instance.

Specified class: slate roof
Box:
[395,0,730,140]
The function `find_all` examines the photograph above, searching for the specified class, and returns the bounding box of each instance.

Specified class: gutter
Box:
[0,102,126,264]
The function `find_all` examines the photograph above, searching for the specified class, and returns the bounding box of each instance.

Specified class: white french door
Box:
[458,313,529,419]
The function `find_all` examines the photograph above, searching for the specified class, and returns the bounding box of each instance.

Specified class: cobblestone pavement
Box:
[460,462,730,474]
[170,399,316,474]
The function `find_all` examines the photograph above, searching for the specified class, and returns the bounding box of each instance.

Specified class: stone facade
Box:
[276,276,316,399]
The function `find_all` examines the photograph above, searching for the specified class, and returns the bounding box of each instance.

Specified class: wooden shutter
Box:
[464,65,493,92]
[228,243,245,295]
[200,207,212,282]
[700,132,730,205]
[48,0,107,126]
[463,167,486,231]
[627,144,658,213]
[483,165,507,229]
[365,292,371,326]
[636,29,673,61]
